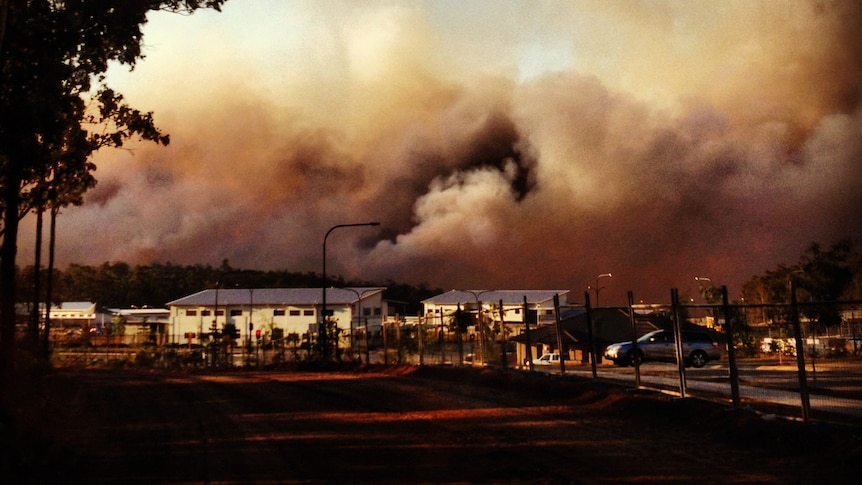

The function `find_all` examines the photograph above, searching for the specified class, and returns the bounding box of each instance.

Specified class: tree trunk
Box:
[29,191,43,350]
[0,162,21,386]
[42,206,58,359]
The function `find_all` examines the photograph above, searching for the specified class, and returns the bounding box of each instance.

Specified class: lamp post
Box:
[695,276,712,303]
[340,287,378,361]
[246,287,254,353]
[462,289,494,365]
[590,273,612,307]
[320,222,380,360]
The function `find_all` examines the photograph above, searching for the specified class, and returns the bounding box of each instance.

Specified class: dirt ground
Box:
[1,364,860,484]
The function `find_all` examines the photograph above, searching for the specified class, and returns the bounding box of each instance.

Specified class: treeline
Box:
[18,260,442,315]
[738,239,862,327]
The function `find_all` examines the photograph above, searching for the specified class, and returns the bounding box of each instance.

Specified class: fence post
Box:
[722,286,741,408]
[523,296,534,372]
[789,279,811,423]
[627,291,641,388]
[499,299,507,370]
[553,294,566,375]
[671,288,687,398]
[364,317,370,364]
[438,311,445,365]
[418,315,424,366]
[584,291,598,379]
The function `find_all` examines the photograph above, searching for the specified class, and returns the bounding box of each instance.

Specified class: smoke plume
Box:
[20,0,862,304]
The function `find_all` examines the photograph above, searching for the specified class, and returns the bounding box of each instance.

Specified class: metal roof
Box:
[421,290,570,305]
[51,301,97,312]
[166,287,385,307]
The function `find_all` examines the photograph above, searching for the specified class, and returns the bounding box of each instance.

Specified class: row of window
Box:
[184,306,383,318]
[185,308,317,317]
[426,307,553,315]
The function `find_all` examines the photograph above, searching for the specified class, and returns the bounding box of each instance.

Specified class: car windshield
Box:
[636,330,664,344]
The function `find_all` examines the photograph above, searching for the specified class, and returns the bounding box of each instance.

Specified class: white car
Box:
[531,353,566,365]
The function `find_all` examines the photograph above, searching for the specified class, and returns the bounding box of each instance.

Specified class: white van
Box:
[532,353,566,365]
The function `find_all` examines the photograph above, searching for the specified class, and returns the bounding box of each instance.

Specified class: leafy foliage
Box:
[0,1,228,377]
[742,239,861,327]
[20,260,440,311]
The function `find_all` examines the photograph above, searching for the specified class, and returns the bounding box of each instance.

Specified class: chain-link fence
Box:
[514,287,862,425]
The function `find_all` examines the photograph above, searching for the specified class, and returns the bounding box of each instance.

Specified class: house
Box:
[166,287,387,345]
[112,307,172,345]
[421,289,571,337]
[47,301,116,333]
[509,307,658,365]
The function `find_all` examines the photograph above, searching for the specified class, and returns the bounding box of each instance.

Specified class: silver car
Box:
[604,329,721,368]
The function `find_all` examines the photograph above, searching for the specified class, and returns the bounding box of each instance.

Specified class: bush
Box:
[134,349,156,367]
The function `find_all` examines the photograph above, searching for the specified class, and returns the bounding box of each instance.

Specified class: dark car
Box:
[604,329,721,368]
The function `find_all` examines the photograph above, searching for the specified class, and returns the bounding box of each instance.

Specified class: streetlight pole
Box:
[462,290,494,365]
[591,273,612,307]
[340,287,378,361]
[246,288,254,353]
[320,222,380,360]
[695,276,712,302]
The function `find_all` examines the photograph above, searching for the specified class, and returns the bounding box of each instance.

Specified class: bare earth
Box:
[2,365,860,484]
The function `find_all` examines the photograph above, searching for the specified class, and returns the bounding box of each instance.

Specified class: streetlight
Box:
[695,276,712,303]
[461,289,495,365]
[590,273,612,307]
[339,287,378,361]
[320,222,380,360]
[246,287,254,352]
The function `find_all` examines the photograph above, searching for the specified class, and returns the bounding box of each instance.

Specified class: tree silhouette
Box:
[0,0,227,382]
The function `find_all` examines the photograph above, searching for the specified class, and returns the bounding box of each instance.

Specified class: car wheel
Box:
[627,350,642,367]
[689,350,708,368]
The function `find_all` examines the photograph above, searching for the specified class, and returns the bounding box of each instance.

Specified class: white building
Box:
[421,290,571,330]
[166,287,387,344]
[112,307,172,345]
[47,301,115,331]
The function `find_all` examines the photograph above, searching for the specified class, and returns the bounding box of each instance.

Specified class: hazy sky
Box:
[20,0,862,304]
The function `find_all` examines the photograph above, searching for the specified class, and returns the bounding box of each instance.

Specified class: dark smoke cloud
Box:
[17,0,862,304]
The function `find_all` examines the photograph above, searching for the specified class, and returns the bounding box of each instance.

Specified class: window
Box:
[215,310,224,316]
[289,310,300,316]
[363,307,372,316]
[373,307,382,316]
[273,309,286,316]
[323,309,334,317]
[187,309,197,316]
[230,309,242,317]
[304,309,314,316]
[201,310,211,316]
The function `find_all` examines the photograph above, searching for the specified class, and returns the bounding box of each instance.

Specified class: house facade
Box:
[166,287,387,345]
[421,290,571,334]
[48,301,115,332]
[113,307,172,345]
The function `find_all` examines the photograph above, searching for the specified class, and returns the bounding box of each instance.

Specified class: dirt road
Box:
[2,365,859,483]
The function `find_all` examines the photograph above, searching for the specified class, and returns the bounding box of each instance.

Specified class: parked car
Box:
[531,353,567,366]
[604,329,721,368]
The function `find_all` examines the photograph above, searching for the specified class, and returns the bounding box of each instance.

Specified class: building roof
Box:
[510,308,658,346]
[166,287,385,307]
[51,301,98,312]
[422,290,569,306]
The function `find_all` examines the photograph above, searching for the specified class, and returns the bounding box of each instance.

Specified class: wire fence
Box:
[45,286,862,425]
[515,287,862,426]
